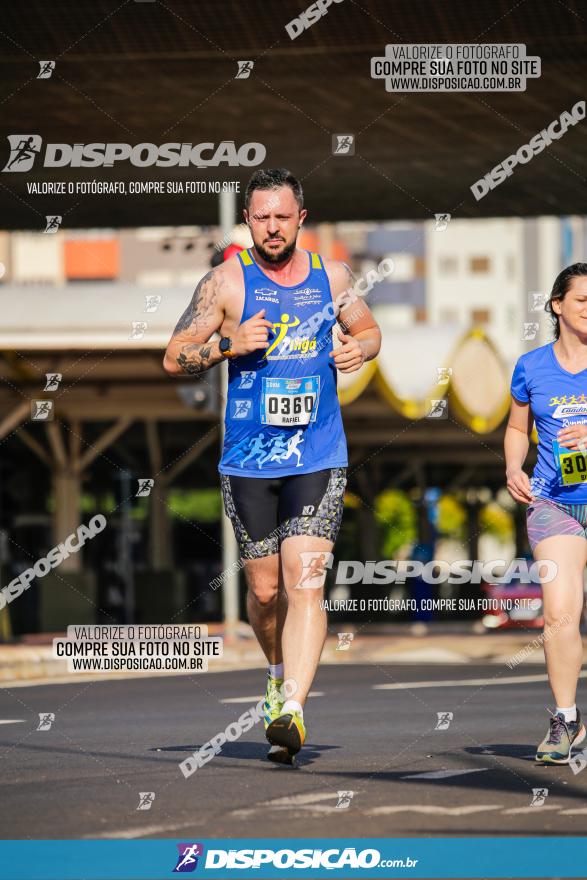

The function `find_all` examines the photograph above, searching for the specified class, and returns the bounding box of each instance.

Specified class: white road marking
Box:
[87,822,195,839]
[367,804,502,816]
[230,791,344,818]
[382,649,468,664]
[222,691,323,704]
[264,792,339,807]
[503,805,561,814]
[221,696,264,704]
[231,798,587,820]
[0,719,25,725]
[374,671,587,690]
[402,768,489,780]
[92,796,354,836]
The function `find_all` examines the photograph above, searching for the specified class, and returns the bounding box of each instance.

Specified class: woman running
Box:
[506,262,587,764]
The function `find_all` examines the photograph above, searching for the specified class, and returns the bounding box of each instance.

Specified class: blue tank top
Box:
[218,248,348,478]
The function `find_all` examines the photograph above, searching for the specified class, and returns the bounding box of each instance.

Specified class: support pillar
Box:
[356,469,378,559]
[219,189,240,632]
[146,420,172,571]
[467,500,481,564]
[53,469,82,572]
[149,483,172,570]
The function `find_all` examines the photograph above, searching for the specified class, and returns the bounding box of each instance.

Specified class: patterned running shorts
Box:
[220,467,347,559]
[526,497,587,551]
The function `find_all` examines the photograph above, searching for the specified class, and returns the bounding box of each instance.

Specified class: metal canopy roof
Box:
[0,283,512,436]
[0,0,585,229]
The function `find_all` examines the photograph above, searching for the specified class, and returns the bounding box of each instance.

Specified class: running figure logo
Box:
[238,429,305,469]
[231,399,252,420]
[427,399,447,419]
[44,373,62,391]
[435,712,453,730]
[136,792,155,811]
[529,292,547,311]
[173,843,204,873]
[3,135,42,172]
[335,790,355,809]
[332,134,355,155]
[44,215,62,234]
[144,295,161,313]
[31,401,54,421]
[264,313,301,358]
[297,551,334,590]
[530,788,548,807]
[436,367,452,385]
[238,371,256,389]
[235,60,254,79]
[433,213,451,231]
[130,321,148,340]
[37,713,55,731]
[37,61,55,79]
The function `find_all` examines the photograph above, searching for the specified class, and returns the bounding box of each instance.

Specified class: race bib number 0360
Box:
[261,376,320,427]
[553,440,587,486]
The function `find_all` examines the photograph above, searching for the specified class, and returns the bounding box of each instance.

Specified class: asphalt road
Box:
[1,663,586,840]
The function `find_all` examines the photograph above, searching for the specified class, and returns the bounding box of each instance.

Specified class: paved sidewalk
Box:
[1,622,582,686]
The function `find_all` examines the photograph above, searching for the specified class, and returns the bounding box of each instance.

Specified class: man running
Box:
[164,168,381,762]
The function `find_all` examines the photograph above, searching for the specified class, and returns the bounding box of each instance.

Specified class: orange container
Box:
[64,239,119,279]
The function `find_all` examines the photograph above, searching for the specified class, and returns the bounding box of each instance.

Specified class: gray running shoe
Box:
[535,710,586,764]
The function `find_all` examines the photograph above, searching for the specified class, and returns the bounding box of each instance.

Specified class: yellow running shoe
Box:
[266,710,306,756]
[263,673,284,730]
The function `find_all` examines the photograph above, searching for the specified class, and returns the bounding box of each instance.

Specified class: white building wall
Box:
[425,217,562,365]
[535,217,563,346]
[11,232,64,284]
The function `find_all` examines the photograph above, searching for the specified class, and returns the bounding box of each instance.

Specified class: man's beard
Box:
[255,236,297,264]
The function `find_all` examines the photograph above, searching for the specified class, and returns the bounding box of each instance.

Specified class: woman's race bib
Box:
[553,439,587,486]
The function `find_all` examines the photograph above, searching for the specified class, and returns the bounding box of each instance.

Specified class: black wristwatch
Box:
[219,336,236,359]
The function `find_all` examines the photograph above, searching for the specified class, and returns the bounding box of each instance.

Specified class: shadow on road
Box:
[150,739,341,767]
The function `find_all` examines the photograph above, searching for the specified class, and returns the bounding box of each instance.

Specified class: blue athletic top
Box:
[511,342,587,502]
[218,248,348,478]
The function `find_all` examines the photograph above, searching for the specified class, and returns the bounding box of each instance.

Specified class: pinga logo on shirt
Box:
[264,313,317,359]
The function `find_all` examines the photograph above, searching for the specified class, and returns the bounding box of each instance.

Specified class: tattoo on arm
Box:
[171,269,224,374]
[176,344,214,375]
[172,270,219,335]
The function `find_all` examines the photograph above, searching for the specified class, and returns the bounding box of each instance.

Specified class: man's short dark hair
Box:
[244,168,303,213]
